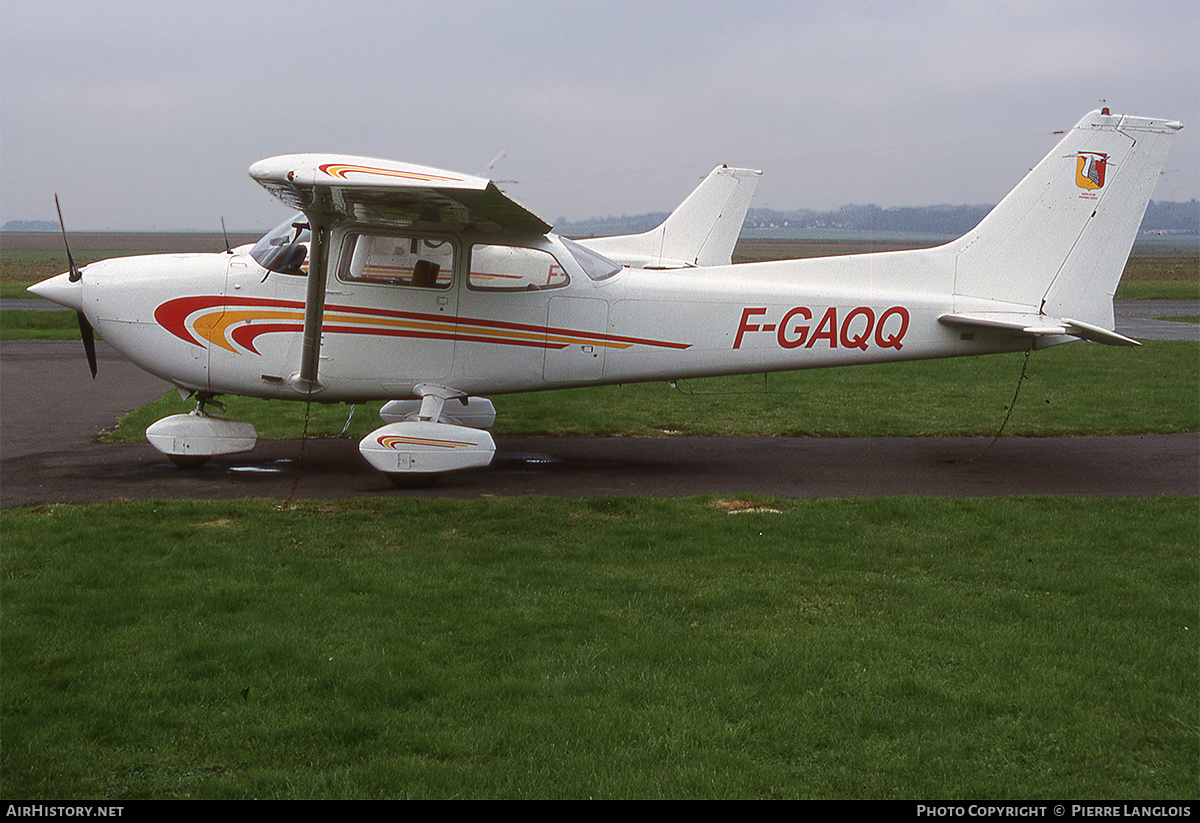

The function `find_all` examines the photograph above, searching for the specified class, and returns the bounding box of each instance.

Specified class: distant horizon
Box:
[5,198,1197,236]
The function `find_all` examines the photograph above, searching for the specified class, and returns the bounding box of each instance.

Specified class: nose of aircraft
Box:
[27,272,85,312]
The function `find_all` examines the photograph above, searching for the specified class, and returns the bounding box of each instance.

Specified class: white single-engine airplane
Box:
[30,109,1182,485]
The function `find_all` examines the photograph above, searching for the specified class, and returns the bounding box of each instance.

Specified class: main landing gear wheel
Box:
[360,403,496,488]
[386,472,441,489]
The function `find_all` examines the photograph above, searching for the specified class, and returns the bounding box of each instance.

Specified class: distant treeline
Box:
[6,200,1197,237]
[555,200,1199,238]
[1142,200,1200,234]
[2,220,61,232]
[743,204,994,236]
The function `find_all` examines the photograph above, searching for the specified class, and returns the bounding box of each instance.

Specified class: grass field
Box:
[2,496,1196,799]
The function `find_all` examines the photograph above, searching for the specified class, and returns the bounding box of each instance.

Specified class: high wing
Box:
[249,154,551,236]
[248,154,553,391]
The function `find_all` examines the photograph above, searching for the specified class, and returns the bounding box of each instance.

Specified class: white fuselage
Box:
[49,229,1034,405]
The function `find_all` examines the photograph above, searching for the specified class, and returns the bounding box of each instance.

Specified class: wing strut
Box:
[290,218,331,394]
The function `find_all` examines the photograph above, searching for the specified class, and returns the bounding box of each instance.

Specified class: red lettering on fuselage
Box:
[733,305,910,351]
[777,306,811,348]
[734,307,767,349]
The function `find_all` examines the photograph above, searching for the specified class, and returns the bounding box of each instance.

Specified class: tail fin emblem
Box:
[1075,151,1108,191]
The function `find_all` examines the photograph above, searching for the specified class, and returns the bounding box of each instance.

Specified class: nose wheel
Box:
[169,454,211,470]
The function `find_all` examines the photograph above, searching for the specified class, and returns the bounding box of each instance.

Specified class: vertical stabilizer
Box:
[949,111,1182,328]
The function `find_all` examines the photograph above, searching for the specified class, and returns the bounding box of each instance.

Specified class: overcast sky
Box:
[2,0,1197,231]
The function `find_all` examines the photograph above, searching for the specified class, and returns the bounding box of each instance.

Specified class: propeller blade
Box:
[77,312,97,379]
[54,196,95,376]
[54,194,83,283]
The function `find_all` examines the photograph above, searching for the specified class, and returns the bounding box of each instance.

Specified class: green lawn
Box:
[2,496,1195,799]
[0,310,87,340]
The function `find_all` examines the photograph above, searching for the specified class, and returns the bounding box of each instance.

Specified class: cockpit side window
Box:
[250,214,310,275]
[469,244,568,291]
[336,233,455,288]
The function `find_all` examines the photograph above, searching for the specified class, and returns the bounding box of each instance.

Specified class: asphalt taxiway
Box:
[2,301,1196,507]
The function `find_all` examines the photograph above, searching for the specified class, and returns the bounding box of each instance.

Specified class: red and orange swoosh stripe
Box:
[154,296,691,355]
[318,163,465,184]
[376,433,475,450]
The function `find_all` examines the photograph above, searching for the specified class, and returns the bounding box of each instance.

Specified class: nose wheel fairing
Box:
[145,410,258,466]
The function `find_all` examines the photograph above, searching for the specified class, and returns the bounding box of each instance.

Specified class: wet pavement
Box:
[1111,300,1199,341]
[4,429,1195,508]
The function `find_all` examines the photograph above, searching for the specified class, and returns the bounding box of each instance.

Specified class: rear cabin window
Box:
[469,244,568,291]
[337,233,455,288]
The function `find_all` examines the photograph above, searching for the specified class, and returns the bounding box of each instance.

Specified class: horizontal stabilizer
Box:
[579,166,761,268]
[939,313,1140,346]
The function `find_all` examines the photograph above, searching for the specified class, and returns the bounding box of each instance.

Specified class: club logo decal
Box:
[1074,152,1108,192]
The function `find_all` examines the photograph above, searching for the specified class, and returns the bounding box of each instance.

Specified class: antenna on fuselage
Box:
[481,150,518,187]
[482,150,506,177]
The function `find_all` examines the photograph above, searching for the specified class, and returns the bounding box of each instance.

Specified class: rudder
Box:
[949,110,1182,329]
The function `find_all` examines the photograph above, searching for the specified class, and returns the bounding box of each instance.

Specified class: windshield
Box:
[250,213,310,275]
